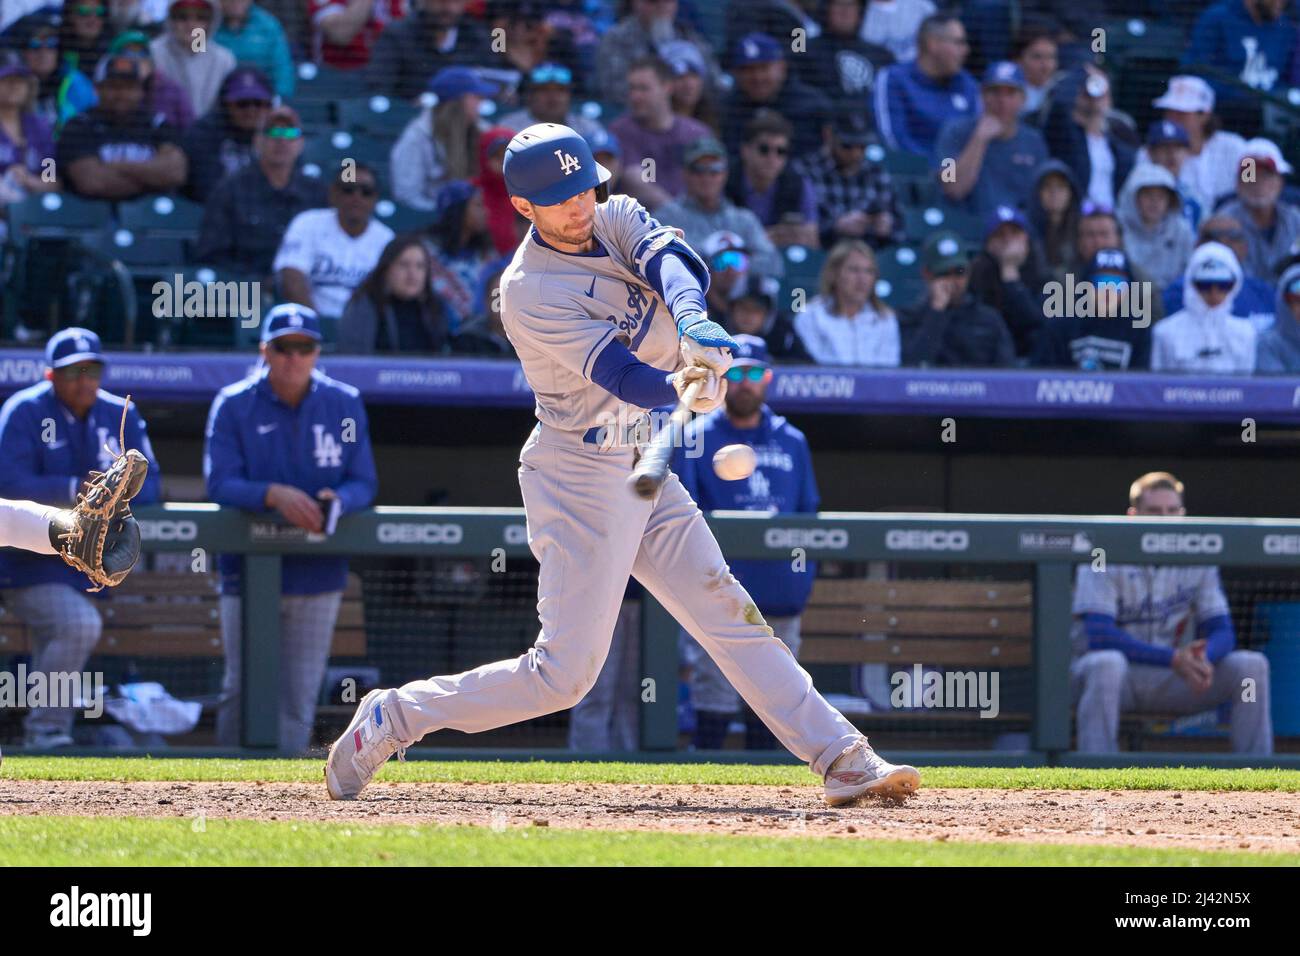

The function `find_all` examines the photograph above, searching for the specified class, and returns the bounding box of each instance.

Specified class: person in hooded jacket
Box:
[1027,158,1082,285]
[1117,162,1195,291]
[967,205,1047,359]
[1162,215,1276,334]
[149,0,236,118]
[474,124,520,257]
[1255,263,1300,373]
[1033,247,1153,371]
[1151,242,1257,374]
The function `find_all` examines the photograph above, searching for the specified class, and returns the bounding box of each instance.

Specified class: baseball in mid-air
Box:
[713,444,757,481]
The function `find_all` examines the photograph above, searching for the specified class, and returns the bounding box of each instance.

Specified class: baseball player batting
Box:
[325,124,920,806]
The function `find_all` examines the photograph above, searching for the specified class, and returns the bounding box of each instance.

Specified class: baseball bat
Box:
[629,378,704,499]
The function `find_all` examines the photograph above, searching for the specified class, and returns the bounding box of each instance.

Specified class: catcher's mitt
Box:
[49,396,149,592]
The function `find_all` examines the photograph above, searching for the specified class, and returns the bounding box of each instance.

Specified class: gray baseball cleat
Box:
[325,688,410,800]
[823,738,921,806]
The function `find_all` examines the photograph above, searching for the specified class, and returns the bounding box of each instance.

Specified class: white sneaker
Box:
[823,738,921,806]
[24,731,74,751]
[324,689,409,800]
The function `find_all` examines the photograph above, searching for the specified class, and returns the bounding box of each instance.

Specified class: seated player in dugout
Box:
[1070,471,1273,755]
[325,123,920,806]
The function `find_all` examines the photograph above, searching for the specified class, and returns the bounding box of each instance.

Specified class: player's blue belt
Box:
[582,416,651,447]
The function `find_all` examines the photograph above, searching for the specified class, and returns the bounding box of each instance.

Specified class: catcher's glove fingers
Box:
[680,335,733,376]
[670,365,727,414]
[101,510,142,585]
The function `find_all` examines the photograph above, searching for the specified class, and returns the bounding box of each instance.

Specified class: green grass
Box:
[4,757,1300,792]
[1,816,1294,866]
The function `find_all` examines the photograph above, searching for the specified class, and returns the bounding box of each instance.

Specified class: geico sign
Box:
[377,523,464,545]
[138,519,198,541]
[885,529,969,551]
[1263,534,1300,555]
[763,527,849,550]
[1140,532,1223,555]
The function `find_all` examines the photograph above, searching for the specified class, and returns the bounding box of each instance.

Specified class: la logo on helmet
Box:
[555,150,582,175]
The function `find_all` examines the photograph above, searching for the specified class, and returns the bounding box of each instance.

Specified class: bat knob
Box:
[629,470,659,500]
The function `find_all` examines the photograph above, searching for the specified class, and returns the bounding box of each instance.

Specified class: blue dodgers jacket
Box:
[0,381,162,590]
[673,406,820,619]
[204,367,378,595]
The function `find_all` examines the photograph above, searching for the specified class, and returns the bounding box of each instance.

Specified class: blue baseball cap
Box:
[730,334,770,368]
[261,303,322,342]
[428,66,497,101]
[45,327,105,369]
[982,61,1026,92]
[985,204,1029,239]
[733,33,783,66]
[586,127,622,160]
[1147,119,1190,148]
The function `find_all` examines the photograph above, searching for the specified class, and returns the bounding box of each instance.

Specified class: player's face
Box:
[1130,488,1186,517]
[261,335,319,392]
[514,189,597,250]
[49,361,104,417]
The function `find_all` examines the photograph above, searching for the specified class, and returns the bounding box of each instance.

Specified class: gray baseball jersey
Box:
[500,194,690,432]
[1070,564,1230,656]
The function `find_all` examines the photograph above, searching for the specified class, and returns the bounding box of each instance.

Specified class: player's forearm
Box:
[1083,612,1175,667]
[209,476,273,512]
[645,251,708,324]
[590,338,677,408]
[0,470,82,505]
[1198,614,1236,663]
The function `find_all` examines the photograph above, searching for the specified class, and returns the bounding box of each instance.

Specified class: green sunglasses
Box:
[724,366,768,383]
[263,125,302,139]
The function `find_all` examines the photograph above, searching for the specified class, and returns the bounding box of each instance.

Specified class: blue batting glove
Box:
[677,312,737,351]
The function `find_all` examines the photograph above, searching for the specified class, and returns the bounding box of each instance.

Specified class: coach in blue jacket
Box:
[204,304,378,752]
[0,328,162,749]
[672,335,820,749]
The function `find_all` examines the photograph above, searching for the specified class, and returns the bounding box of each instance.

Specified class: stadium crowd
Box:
[1,0,1300,374]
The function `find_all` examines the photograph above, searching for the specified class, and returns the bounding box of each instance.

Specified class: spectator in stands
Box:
[967,206,1046,359]
[662,39,719,133]
[1070,471,1272,755]
[1257,262,1300,372]
[673,334,820,751]
[1012,20,1060,118]
[656,136,784,280]
[181,66,270,202]
[1151,242,1257,374]
[860,0,934,62]
[721,33,831,160]
[475,124,522,256]
[60,0,113,77]
[450,261,515,356]
[339,234,448,353]
[700,230,777,321]
[6,10,95,130]
[1163,216,1276,333]
[1186,0,1294,109]
[150,0,236,118]
[205,304,379,753]
[900,230,1015,366]
[726,288,812,363]
[1149,76,1247,216]
[1043,65,1136,214]
[0,52,57,204]
[1117,163,1195,291]
[423,178,495,333]
[215,0,293,97]
[497,61,604,141]
[1220,138,1300,281]
[486,0,583,90]
[390,65,494,212]
[0,328,162,750]
[1136,120,1202,230]
[608,56,709,210]
[730,110,818,250]
[366,0,492,101]
[794,239,900,366]
[724,0,820,56]
[276,163,395,325]
[1027,159,1081,284]
[874,13,979,158]
[937,61,1048,220]
[105,0,167,31]
[1070,205,1166,326]
[196,105,327,278]
[309,0,406,71]
[595,0,720,107]
[797,112,902,251]
[1033,247,1152,371]
[796,0,894,113]
[57,54,187,199]
[108,30,196,130]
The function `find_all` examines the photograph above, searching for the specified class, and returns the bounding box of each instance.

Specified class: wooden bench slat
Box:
[801,636,1031,666]
[802,606,1032,637]
[810,579,1032,608]
[102,604,221,626]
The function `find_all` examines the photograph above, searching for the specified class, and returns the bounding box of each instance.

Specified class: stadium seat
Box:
[902,204,984,243]
[875,245,924,310]
[779,244,826,309]
[116,195,205,251]
[337,96,420,138]
[5,192,112,246]
[293,62,355,104]
[302,131,393,189]
[374,199,434,235]
[883,149,932,180]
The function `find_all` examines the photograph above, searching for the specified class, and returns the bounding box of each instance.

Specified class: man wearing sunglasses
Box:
[149,0,236,118]
[721,32,831,160]
[672,335,821,752]
[205,304,378,752]
[196,104,327,278]
[274,163,394,328]
[4,10,96,128]
[731,109,819,251]
[0,328,161,750]
[1152,242,1257,374]
[180,65,271,202]
[498,61,606,144]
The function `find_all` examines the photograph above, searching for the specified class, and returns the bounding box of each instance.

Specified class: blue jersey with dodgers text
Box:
[0,381,162,591]
[673,406,819,618]
[204,367,378,595]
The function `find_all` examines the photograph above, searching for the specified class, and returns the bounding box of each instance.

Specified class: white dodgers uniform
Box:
[382,195,863,775]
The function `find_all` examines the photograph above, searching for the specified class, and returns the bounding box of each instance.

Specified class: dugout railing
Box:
[100,505,1300,768]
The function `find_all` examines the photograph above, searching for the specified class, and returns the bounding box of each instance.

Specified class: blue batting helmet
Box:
[503,123,611,206]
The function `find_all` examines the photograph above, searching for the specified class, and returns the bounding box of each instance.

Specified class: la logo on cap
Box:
[76,336,89,351]
[745,40,758,57]
[290,314,302,327]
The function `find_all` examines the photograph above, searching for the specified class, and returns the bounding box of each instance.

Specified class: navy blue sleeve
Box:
[589,337,678,408]
[1197,614,1236,664]
[1083,613,1176,667]
[644,250,708,321]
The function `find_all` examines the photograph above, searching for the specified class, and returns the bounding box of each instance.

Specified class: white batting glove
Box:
[680,335,733,376]
[670,365,727,414]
